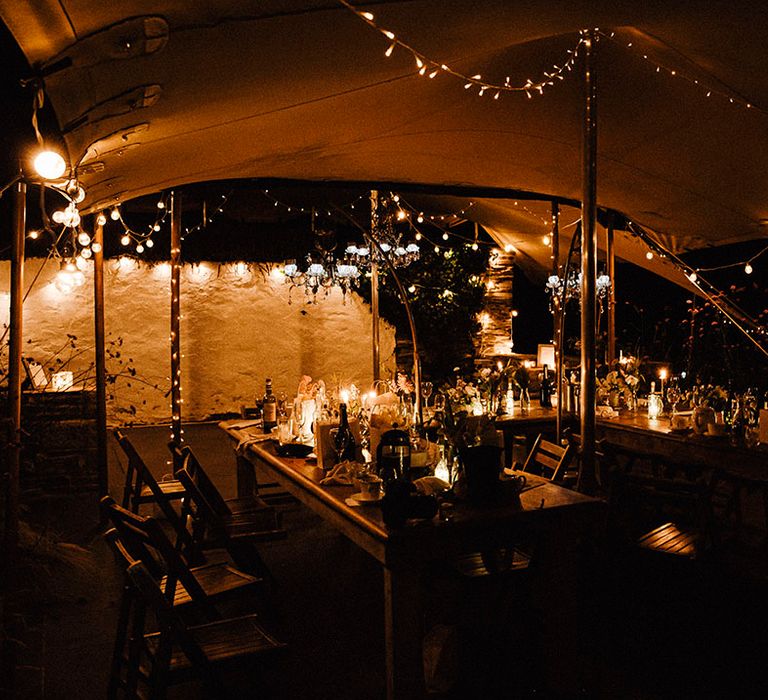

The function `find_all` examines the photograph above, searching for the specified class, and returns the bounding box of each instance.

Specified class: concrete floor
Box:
[10,422,768,698]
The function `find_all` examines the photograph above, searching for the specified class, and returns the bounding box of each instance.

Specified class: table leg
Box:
[384,566,425,700]
[236,453,256,499]
[531,518,582,694]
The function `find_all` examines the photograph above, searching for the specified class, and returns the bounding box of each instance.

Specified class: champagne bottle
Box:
[540,364,553,408]
[262,378,277,433]
[334,403,357,463]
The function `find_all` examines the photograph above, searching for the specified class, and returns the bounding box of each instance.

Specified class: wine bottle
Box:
[334,403,357,463]
[540,364,553,408]
[262,378,277,433]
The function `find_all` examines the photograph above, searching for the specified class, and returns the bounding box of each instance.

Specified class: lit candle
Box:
[340,389,350,405]
[659,368,668,397]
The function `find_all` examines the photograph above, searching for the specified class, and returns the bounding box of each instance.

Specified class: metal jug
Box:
[376,428,411,485]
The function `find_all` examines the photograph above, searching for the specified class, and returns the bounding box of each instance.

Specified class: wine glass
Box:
[421,382,433,409]
[666,383,681,416]
[432,392,445,414]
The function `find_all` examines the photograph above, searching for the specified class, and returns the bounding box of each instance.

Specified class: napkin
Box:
[319,460,363,486]
[224,419,263,431]
[235,432,275,456]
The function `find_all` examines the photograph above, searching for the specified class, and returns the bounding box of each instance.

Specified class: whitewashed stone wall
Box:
[0,259,396,425]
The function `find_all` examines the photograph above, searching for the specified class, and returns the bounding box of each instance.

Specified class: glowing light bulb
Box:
[33,150,67,180]
[512,310,519,317]
[153,224,161,232]
[97,213,107,226]
[408,285,416,293]
[442,233,449,241]
[28,230,39,240]
[646,251,654,260]
[417,215,424,223]
[361,11,374,20]
[504,244,515,253]
[110,208,121,221]
[415,233,422,241]
[157,200,165,209]
[543,235,551,246]
[471,243,479,251]
[688,271,698,283]
[397,210,407,221]
[136,244,145,253]
[91,242,102,254]
[745,263,753,274]
[145,239,154,248]
[80,248,92,259]
[120,234,131,246]
[78,232,91,247]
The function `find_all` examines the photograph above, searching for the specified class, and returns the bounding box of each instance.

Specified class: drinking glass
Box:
[433,392,446,413]
[666,384,681,415]
[421,382,433,409]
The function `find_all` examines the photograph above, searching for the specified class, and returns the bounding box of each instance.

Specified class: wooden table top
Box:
[220,420,603,563]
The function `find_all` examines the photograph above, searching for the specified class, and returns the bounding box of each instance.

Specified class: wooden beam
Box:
[170,191,182,446]
[3,180,26,566]
[606,216,616,364]
[370,190,380,382]
[93,214,108,500]
[578,32,599,494]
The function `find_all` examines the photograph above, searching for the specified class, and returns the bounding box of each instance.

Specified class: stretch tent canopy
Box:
[1,0,767,279]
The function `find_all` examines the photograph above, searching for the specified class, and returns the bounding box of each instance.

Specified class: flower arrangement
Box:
[597,356,644,407]
[696,383,728,412]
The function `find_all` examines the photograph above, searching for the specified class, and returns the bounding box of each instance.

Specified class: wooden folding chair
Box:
[169,440,297,510]
[515,433,573,484]
[167,442,274,517]
[175,454,286,581]
[106,531,285,699]
[115,429,185,518]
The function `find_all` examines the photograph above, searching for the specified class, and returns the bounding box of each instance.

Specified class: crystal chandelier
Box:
[284,210,361,303]
[546,270,611,307]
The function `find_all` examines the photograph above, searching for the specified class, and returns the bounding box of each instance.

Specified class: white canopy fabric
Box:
[1,0,767,280]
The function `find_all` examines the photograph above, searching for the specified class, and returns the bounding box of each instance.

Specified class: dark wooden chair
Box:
[106,530,285,699]
[561,430,609,491]
[605,443,716,561]
[175,453,286,581]
[169,440,298,511]
[115,429,185,518]
[514,433,573,484]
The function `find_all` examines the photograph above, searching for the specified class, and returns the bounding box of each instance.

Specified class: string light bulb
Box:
[688,271,698,283]
[33,150,67,180]
[136,243,145,253]
[646,251,654,260]
[97,213,107,226]
[91,242,102,254]
[120,234,131,246]
[77,232,91,247]
[745,263,753,274]
[145,239,154,248]
[110,207,121,221]
[157,200,165,209]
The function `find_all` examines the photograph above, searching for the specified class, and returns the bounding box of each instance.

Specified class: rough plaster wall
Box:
[0,259,396,424]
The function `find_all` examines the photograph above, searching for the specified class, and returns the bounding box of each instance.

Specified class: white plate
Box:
[350,492,383,504]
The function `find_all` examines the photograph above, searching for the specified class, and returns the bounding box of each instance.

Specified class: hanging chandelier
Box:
[283,196,420,303]
[546,270,611,307]
[284,209,362,303]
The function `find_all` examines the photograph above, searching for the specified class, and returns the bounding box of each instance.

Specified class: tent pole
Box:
[606,216,616,364]
[3,180,26,568]
[577,32,599,494]
[370,190,381,383]
[93,214,108,503]
[552,203,564,441]
[170,191,182,448]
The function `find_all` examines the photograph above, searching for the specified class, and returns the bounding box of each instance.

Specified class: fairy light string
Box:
[600,30,763,116]
[629,221,768,358]
[338,0,586,99]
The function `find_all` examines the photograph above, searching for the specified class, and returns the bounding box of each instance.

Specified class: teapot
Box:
[376,428,411,485]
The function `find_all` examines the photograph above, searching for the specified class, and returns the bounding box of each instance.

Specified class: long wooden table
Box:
[496,407,768,481]
[221,420,604,698]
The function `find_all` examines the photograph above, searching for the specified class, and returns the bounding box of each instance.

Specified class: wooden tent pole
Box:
[370,190,380,382]
[577,32,599,494]
[170,191,182,447]
[606,216,616,363]
[3,180,26,566]
[93,214,108,500]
